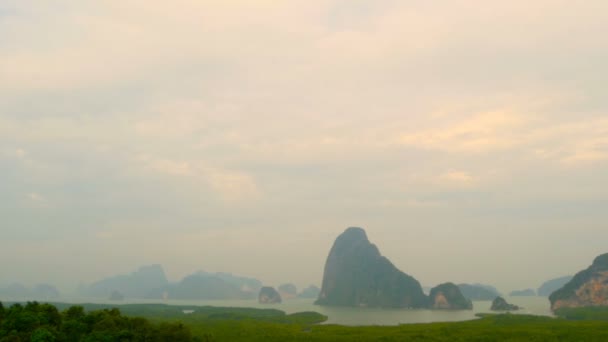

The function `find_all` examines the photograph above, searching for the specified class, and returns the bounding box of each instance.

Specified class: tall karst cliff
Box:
[550,253,608,311]
[315,227,429,308]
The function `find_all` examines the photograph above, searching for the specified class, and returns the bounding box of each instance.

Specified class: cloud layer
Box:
[1,0,607,292]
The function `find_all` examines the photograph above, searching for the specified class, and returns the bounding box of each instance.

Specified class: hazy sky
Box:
[1,1,607,294]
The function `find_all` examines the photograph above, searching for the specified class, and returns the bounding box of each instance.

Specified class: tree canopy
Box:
[0,301,195,342]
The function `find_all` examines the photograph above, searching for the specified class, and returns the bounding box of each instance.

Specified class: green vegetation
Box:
[301,314,608,342]
[0,301,194,341]
[554,306,608,321]
[168,309,608,341]
[3,301,608,341]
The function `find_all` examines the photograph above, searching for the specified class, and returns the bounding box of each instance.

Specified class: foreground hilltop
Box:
[315,227,471,309]
[550,253,608,311]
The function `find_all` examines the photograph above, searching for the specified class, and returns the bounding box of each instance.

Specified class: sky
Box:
[1,0,607,294]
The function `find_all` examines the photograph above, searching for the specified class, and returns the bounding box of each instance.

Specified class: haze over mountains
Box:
[0,245,590,304]
[1,227,606,315]
[0,283,60,301]
[2,1,608,299]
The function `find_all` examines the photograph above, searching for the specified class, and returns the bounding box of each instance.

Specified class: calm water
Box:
[54,296,553,326]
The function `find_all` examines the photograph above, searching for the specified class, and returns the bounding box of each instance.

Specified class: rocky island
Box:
[258,286,282,304]
[491,296,520,311]
[429,283,473,310]
[315,227,470,310]
[550,253,608,311]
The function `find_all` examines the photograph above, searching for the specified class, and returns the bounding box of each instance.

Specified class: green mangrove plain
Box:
[2,301,608,341]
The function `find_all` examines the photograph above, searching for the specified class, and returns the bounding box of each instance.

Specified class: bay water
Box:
[56,296,554,326]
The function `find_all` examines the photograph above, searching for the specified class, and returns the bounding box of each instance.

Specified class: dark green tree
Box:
[31,327,56,342]
[0,302,196,341]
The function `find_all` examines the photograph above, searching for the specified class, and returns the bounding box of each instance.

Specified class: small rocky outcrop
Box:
[550,253,608,311]
[491,296,520,311]
[258,286,282,304]
[509,288,536,296]
[429,283,473,310]
[315,227,428,308]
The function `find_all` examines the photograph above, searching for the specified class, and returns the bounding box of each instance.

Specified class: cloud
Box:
[398,111,527,153]
[23,192,50,209]
[26,192,45,202]
[395,101,608,168]
[438,170,474,186]
[206,168,261,202]
[136,154,260,203]
[1,0,608,291]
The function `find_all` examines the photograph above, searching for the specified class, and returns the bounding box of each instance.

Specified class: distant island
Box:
[538,276,573,297]
[315,227,471,310]
[298,285,320,299]
[278,283,297,300]
[0,283,60,300]
[81,264,169,299]
[159,272,260,300]
[80,265,263,300]
[458,283,501,301]
[491,296,520,311]
[510,289,536,296]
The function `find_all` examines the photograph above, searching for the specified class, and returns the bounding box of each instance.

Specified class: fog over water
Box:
[1,1,607,296]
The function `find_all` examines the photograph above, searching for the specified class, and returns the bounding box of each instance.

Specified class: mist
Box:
[1,0,607,298]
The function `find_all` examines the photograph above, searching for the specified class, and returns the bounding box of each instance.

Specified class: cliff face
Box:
[550,253,608,311]
[429,283,473,310]
[315,227,428,308]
